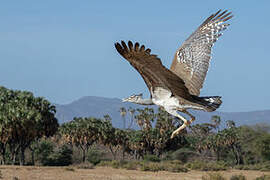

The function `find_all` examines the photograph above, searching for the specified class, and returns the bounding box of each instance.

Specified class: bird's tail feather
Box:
[191,95,222,112]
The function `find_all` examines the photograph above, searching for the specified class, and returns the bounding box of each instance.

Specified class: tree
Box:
[0,87,59,165]
[60,117,103,162]
[127,107,186,158]
[211,115,221,131]
[127,107,135,129]
[135,107,155,130]
[119,107,127,129]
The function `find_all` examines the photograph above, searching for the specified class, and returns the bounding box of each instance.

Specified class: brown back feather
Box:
[115,41,193,101]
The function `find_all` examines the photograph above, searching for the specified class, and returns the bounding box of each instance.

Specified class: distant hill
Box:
[55,96,270,128]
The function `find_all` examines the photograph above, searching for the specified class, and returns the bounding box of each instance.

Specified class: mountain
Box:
[55,96,270,128]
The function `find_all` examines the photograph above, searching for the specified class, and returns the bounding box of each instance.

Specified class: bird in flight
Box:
[115,10,233,138]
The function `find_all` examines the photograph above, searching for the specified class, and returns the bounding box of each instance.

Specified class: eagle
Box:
[115,10,233,138]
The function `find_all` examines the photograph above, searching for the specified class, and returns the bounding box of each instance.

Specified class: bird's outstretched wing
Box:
[170,10,233,96]
[115,41,192,100]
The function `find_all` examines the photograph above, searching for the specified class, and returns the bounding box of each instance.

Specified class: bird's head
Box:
[122,93,143,103]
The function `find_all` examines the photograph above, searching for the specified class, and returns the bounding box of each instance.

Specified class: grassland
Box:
[0,166,270,180]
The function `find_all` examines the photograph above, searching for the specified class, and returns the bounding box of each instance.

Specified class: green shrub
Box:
[111,160,122,169]
[76,162,95,169]
[255,175,270,180]
[87,148,105,165]
[202,173,226,180]
[164,163,188,173]
[185,161,227,171]
[35,140,54,165]
[98,160,188,173]
[234,163,270,171]
[170,148,199,163]
[140,162,164,172]
[98,160,139,170]
[169,160,183,165]
[106,160,128,169]
[97,160,112,167]
[260,162,270,171]
[43,145,73,166]
[204,161,227,171]
[230,174,246,180]
[123,161,140,170]
[185,160,205,170]
[143,154,160,162]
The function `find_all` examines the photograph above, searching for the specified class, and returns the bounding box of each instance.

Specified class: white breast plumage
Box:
[151,87,180,108]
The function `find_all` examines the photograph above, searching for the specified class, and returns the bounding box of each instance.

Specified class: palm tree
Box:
[127,107,135,129]
[120,107,127,129]
[211,115,221,131]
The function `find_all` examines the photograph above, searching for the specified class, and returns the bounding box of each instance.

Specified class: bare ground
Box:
[0,166,270,180]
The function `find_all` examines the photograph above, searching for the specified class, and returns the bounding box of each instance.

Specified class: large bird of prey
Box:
[115,10,233,138]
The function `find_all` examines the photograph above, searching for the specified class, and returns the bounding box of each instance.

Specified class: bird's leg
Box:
[164,108,189,138]
[170,110,195,139]
[183,110,195,124]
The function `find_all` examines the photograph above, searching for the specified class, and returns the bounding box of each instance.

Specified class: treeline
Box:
[0,86,270,169]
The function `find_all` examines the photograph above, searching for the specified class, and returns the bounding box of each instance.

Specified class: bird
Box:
[115,10,233,138]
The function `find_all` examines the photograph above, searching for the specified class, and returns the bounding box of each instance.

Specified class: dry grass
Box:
[0,165,269,180]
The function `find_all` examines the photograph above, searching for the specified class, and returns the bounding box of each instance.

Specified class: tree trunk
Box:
[109,146,117,160]
[82,148,86,163]
[19,146,26,166]
[233,145,243,165]
[12,154,16,165]
[31,149,35,165]
[216,151,220,161]
[9,143,20,165]
[0,144,6,165]
[122,144,126,160]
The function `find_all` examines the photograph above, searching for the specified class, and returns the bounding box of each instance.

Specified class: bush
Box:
[35,140,54,165]
[123,161,140,170]
[140,162,164,172]
[98,160,188,173]
[185,161,227,171]
[43,145,73,166]
[170,148,199,163]
[111,160,123,169]
[97,160,112,167]
[230,174,246,180]
[255,175,270,180]
[143,154,160,162]
[76,162,95,169]
[164,163,188,173]
[234,163,270,171]
[98,160,128,169]
[202,173,226,180]
[87,148,105,165]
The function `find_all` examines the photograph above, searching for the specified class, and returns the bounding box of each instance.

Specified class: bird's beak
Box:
[122,98,128,102]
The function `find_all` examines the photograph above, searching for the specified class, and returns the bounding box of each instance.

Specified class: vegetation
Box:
[0,85,270,177]
[202,173,226,180]
[0,86,58,165]
[230,174,247,180]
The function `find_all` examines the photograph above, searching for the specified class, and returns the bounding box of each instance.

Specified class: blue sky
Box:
[0,1,269,112]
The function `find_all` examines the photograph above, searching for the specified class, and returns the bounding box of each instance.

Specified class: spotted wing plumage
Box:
[170,10,233,96]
